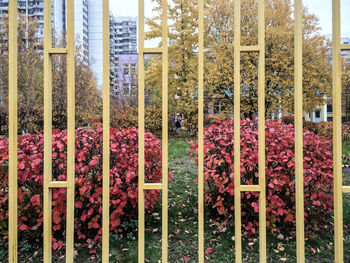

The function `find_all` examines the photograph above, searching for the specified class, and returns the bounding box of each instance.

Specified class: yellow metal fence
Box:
[5,0,348,262]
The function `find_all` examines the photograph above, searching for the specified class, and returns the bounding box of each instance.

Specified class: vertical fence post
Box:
[66,0,75,261]
[8,0,18,261]
[138,0,145,261]
[102,0,110,262]
[332,0,343,262]
[233,0,242,262]
[294,0,305,262]
[198,0,204,262]
[258,0,266,262]
[138,0,168,261]
[43,0,53,262]
[161,0,169,261]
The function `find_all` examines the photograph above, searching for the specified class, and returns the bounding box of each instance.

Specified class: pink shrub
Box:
[0,127,163,249]
[190,119,333,236]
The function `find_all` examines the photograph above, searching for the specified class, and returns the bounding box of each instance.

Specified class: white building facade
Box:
[88,12,138,91]
[0,1,138,93]
[87,0,103,89]
[0,0,89,59]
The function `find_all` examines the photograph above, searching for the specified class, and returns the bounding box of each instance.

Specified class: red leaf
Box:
[53,210,61,225]
[19,224,28,231]
[52,242,58,250]
[30,194,41,205]
[88,208,94,216]
[205,247,213,254]
[89,159,97,167]
[284,213,294,223]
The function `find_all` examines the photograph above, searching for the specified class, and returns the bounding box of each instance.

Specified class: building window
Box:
[123,65,130,76]
[315,110,321,118]
[327,104,333,113]
[123,84,130,95]
[130,64,136,74]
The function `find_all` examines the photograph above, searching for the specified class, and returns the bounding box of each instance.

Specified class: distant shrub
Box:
[281,115,294,125]
[342,122,350,140]
[0,127,163,250]
[111,102,138,129]
[144,104,163,133]
[282,115,333,140]
[204,114,229,128]
[317,121,333,140]
[190,119,333,237]
[110,101,164,133]
[303,120,318,134]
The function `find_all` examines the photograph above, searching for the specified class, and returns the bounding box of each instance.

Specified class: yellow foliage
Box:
[146,0,331,129]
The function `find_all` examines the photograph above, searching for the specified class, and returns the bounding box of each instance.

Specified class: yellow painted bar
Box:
[234,0,242,262]
[66,0,75,261]
[48,48,68,54]
[143,48,163,54]
[161,0,169,261]
[240,185,262,192]
[240,45,260,52]
[143,183,163,190]
[102,0,110,261]
[258,0,266,262]
[8,0,18,261]
[138,0,145,261]
[48,181,68,189]
[198,0,205,262]
[342,186,350,193]
[294,0,305,262]
[43,0,53,261]
[341,44,350,51]
[332,0,343,262]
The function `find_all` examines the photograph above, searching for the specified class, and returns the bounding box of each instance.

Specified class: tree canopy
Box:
[145,0,331,128]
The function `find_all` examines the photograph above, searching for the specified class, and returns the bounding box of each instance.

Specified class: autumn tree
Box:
[0,15,101,134]
[342,56,350,122]
[0,15,43,134]
[145,0,331,128]
[111,55,164,132]
[146,0,199,133]
[52,38,102,130]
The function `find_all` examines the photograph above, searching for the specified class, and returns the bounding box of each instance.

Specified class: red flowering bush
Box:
[190,119,333,236]
[0,127,162,249]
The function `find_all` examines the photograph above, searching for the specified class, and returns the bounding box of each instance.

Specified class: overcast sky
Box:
[110,0,350,37]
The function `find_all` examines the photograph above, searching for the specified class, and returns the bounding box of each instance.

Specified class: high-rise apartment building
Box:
[87,0,103,89]
[111,16,137,55]
[109,15,137,97]
[74,0,89,61]
[0,2,139,94]
[0,0,46,40]
[89,13,137,93]
[0,0,89,61]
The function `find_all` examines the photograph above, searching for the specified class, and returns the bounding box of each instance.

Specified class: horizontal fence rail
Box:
[4,0,347,262]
